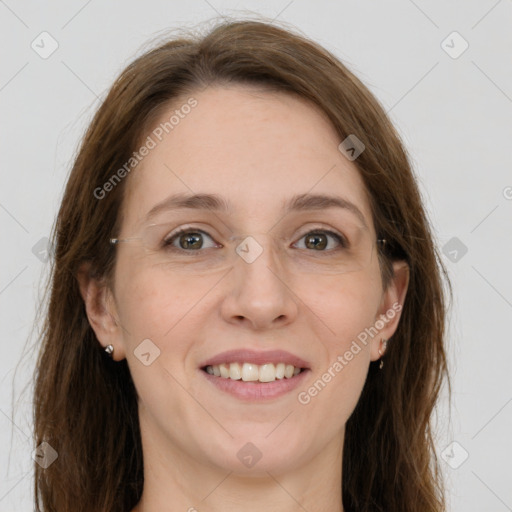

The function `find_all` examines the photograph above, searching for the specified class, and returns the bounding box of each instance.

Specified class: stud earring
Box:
[104,344,114,357]
[378,338,387,369]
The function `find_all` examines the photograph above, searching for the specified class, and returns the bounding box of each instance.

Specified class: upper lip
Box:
[199,349,311,369]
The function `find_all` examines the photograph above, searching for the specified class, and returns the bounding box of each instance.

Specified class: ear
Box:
[76,263,126,361]
[370,260,410,362]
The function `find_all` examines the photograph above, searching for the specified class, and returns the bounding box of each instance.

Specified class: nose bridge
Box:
[232,231,281,266]
[230,231,288,283]
[222,231,297,327]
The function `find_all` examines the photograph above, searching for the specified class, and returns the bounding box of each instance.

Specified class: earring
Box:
[378,338,387,369]
[104,344,114,357]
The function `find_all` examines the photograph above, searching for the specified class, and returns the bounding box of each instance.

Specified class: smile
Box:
[199,348,311,400]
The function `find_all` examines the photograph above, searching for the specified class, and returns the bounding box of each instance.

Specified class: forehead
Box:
[121,85,374,234]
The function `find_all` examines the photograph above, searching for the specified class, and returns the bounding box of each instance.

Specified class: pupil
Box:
[181,233,202,249]
[176,232,331,251]
[306,233,327,250]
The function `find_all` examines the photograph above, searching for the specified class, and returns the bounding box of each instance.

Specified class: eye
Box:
[293,229,347,251]
[163,228,219,251]
[160,227,348,253]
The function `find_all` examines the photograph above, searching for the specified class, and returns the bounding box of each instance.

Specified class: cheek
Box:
[112,261,227,383]
[113,258,209,339]
[113,265,203,408]
[295,271,380,405]
[115,272,174,339]
[301,269,382,340]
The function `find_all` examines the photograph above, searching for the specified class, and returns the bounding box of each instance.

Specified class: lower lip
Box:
[200,368,310,401]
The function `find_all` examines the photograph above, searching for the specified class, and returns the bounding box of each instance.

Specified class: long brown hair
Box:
[33,18,452,512]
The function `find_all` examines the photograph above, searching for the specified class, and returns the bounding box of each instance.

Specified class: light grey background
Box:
[1,1,511,510]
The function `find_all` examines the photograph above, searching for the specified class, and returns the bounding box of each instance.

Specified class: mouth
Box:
[198,349,311,400]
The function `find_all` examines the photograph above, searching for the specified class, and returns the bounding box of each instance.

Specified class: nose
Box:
[219,233,299,331]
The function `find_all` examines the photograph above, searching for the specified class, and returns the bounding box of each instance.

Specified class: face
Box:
[84,85,408,477]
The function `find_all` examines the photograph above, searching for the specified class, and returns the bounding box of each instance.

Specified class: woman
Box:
[33,18,452,512]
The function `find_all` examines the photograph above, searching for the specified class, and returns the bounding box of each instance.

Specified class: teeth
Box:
[229,362,242,380]
[241,363,259,381]
[259,363,276,383]
[219,363,230,378]
[205,362,304,382]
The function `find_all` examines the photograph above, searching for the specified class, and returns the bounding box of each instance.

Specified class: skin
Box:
[79,85,409,512]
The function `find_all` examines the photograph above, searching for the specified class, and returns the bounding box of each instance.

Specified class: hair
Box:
[33,17,452,512]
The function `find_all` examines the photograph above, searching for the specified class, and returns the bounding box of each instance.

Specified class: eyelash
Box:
[162,226,348,254]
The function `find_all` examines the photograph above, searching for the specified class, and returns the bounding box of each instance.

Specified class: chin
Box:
[196,431,310,476]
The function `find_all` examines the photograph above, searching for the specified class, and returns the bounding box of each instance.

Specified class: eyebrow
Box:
[145,192,368,228]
